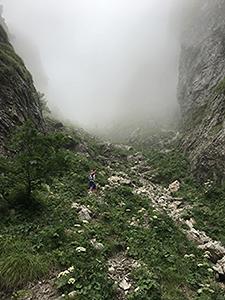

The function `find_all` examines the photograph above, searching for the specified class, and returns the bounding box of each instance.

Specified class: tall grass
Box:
[0,239,50,290]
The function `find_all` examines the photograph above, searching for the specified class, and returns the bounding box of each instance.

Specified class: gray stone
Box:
[90,239,104,250]
[168,181,180,193]
[119,278,131,291]
[198,241,225,261]
[78,206,92,221]
[213,256,225,275]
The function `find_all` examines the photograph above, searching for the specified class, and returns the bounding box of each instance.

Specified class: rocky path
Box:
[107,151,225,283]
[13,148,225,300]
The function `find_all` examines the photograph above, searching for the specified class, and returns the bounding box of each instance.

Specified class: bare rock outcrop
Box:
[0,12,44,152]
[178,0,225,182]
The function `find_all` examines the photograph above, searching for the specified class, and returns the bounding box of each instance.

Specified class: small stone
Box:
[169,180,180,193]
[68,278,76,284]
[82,220,89,224]
[207,268,214,273]
[132,261,141,268]
[76,247,86,253]
[108,266,115,273]
[119,278,131,291]
[68,266,75,272]
[68,291,77,299]
[197,263,204,267]
[78,206,92,221]
[90,239,104,250]
[138,208,146,213]
[71,202,79,209]
[184,253,195,259]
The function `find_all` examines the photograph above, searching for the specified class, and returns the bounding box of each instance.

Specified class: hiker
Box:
[88,169,97,192]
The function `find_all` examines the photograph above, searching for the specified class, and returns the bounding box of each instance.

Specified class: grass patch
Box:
[144,149,190,185]
[0,239,50,290]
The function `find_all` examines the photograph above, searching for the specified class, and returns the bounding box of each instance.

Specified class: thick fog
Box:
[1,0,197,131]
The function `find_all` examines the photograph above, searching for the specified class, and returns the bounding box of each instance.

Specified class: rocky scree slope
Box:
[178,0,225,183]
[0,15,44,152]
[3,143,225,300]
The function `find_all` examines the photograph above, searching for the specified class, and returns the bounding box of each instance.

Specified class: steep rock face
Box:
[0,14,44,152]
[178,0,225,182]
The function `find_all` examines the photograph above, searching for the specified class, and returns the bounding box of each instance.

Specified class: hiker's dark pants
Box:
[88,181,96,191]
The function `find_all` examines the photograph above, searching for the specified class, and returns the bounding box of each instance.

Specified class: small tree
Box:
[38,92,51,115]
[5,121,70,206]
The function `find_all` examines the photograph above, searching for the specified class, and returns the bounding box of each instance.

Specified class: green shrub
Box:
[54,256,115,299]
[1,121,72,209]
[32,225,67,251]
[116,186,133,198]
[6,184,47,212]
[128,267,161,300]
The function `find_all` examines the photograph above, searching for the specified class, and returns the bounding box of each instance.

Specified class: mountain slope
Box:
[0,15,44,152]
[1,135,225,299]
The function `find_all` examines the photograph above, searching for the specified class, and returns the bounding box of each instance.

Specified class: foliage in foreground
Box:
[0,121,71,208]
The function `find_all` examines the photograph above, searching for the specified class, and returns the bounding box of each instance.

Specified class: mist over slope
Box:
[0,0,195,130]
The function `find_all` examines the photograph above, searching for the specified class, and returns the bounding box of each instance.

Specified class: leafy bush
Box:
[0,121,72,209]
[116,186,134,198]
[128,267,161,300]
[54,259,115,300]
[32,225,67,251]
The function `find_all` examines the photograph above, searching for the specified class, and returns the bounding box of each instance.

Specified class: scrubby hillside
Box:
[1,124,225,299]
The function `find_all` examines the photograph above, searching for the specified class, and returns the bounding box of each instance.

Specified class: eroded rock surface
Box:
[0,14,44,152]
[178,0,225,182]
